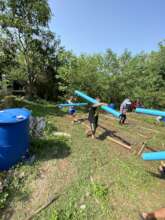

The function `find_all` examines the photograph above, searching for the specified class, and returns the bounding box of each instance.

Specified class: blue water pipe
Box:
[58,103,88,107]
[135,108,165,117]
[75,90,121,118]
[142,151,165,161]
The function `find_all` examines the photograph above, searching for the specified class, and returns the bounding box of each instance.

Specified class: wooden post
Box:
[137,142,146,156]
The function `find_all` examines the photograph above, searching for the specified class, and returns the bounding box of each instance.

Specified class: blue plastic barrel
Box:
[162,117,165,122]
[0,108,31,170]
[108,103,115,109]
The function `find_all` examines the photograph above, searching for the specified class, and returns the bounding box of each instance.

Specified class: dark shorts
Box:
[68,109,76,115]
[119,113,127,123]
[120,113,126,119]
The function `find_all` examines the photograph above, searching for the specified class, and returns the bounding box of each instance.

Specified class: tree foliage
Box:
[0,0,165,108]
[58,44,165,108]
[0,0,62,99]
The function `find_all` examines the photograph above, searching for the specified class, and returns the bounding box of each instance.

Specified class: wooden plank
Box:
[71,113,132,150]
[146,146,158,152]
[140,126,159,133]
[137,143,146,156]
[137,143,158,156]
[26,194,60,220]
[74,116,132,150]
[106,135,131,150]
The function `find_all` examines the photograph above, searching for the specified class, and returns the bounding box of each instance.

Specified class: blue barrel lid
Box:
[0,108,31,124]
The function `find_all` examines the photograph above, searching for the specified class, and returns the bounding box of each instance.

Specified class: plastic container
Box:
[0,108,31,170]
[108,103,115,109]
[162,117,165,122]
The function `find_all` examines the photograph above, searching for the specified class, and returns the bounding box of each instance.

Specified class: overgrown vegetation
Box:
[58,47,165,108]
[0,1,165,219]
[0,98,164,220]
[0,0,165,107]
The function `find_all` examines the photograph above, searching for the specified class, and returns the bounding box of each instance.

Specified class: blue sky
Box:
[49,0,165,55]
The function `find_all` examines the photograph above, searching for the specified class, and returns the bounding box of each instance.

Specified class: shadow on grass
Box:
[98,124,131,146]
[147,171,165,180]
[97,128,116,140]
[1,208,14,220]
[77,117,88,122]
[30,137,71,162]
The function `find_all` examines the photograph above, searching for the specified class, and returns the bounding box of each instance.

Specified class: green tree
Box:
[0,36,18,79]
[0,0,52,97]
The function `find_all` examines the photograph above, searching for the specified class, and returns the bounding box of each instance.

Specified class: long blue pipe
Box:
[58,103,88,107]
[136,108,165,117]
[142,151,165,161]
[75,90,121,118]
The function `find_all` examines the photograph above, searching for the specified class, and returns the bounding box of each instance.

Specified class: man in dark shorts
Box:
[86,98,107,139]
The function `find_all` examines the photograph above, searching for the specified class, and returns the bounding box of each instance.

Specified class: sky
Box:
[49,0,165,55]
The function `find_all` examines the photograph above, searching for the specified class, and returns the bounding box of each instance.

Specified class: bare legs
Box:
[119,114,127,125]
[86,122,97,139]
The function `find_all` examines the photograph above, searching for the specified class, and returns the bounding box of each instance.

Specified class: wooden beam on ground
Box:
[140,126,158,133]
[137,133,148,138]
[26,194,60,220]
[145,146,158,152]
[73,115,132,151]
[72,113,132,149]
[137,142,146,156]
[105,135,131,150]
[137,143,158,156]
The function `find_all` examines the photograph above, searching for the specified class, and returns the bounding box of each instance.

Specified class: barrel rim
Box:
[0,108,31,124]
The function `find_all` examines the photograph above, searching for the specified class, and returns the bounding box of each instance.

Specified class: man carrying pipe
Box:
[75,90,121,118]
[86,97,107,139]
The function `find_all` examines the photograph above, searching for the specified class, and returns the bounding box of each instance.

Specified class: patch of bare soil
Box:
[2,159,77,220]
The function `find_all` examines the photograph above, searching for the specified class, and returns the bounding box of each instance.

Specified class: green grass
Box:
[1,99,165,220]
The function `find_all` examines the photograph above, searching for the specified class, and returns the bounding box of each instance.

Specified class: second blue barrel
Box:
[0,108,31,170]
[108,103,115,109]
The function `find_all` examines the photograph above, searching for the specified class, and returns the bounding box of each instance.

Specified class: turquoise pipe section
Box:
[75,90,121,118]
[142,151,165,161]
[58,103,87,107]
[136,108,165,117]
